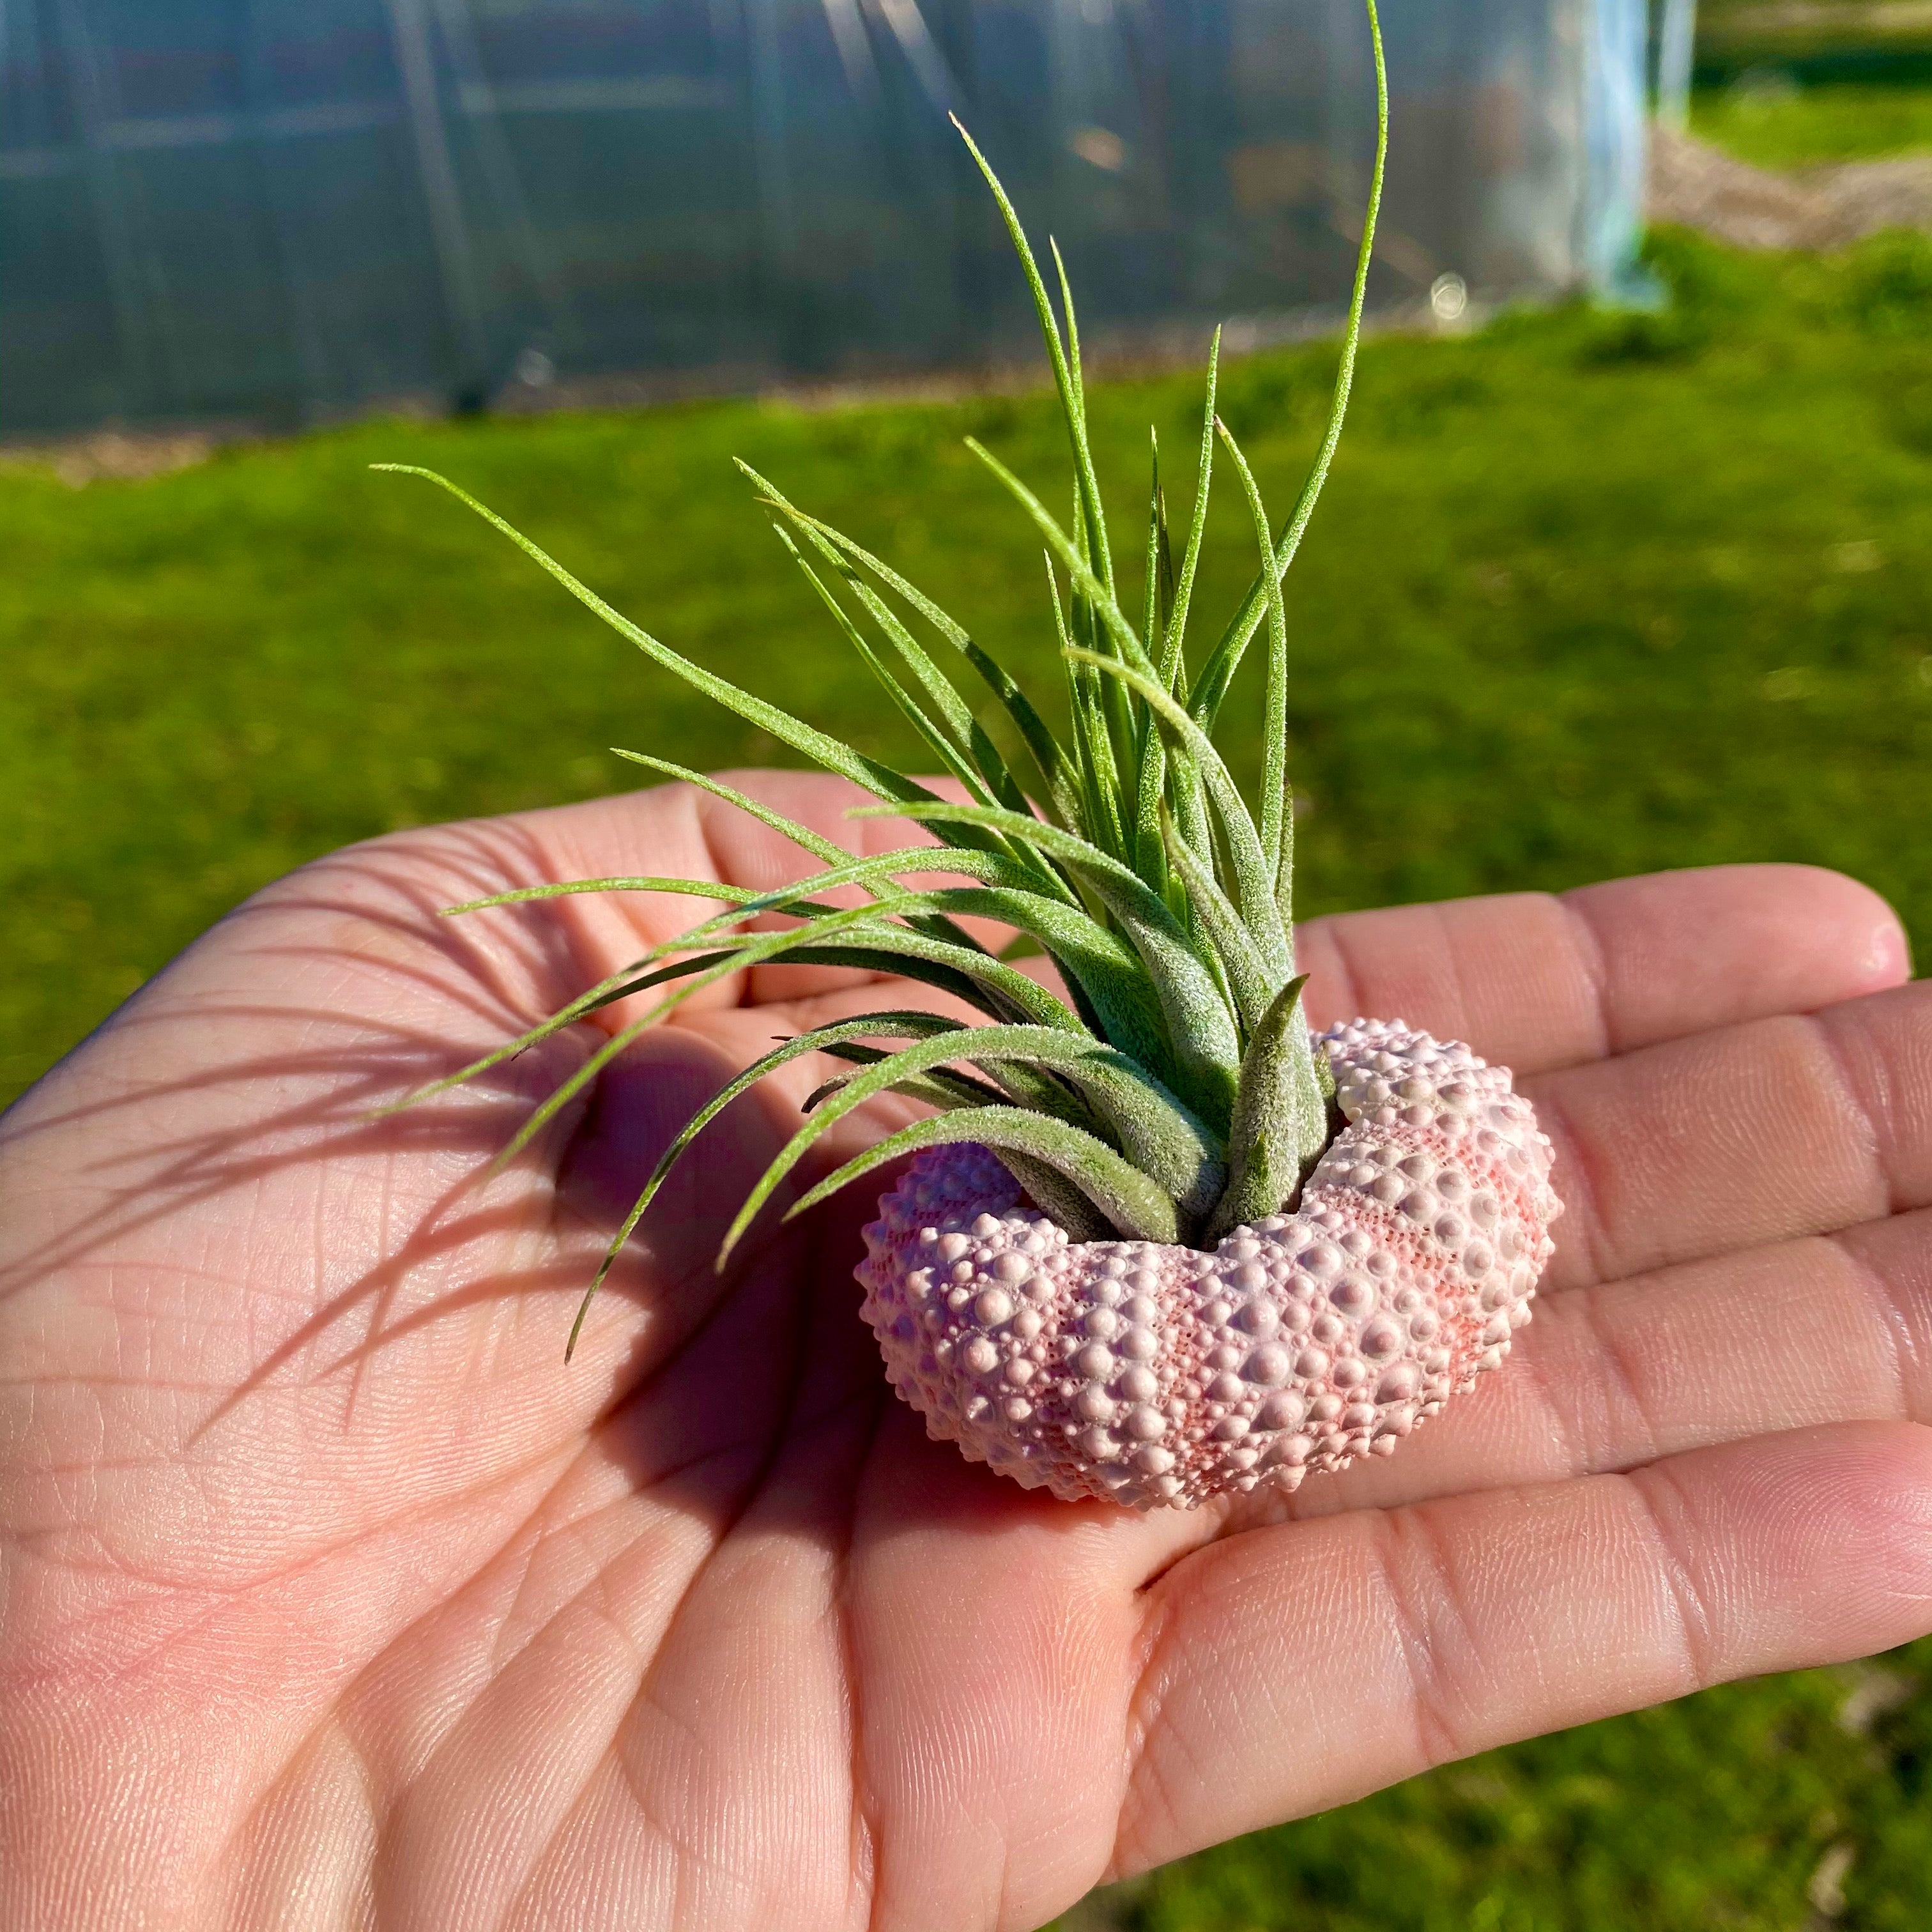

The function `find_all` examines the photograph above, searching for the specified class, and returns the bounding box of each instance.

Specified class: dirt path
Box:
[1650,123,1932,246]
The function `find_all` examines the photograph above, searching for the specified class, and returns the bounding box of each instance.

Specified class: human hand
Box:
[4,771,1929,1931]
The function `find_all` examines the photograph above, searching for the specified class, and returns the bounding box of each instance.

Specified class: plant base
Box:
[857,1020,1561,1509]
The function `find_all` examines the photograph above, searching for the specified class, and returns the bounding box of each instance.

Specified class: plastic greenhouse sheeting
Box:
[0,0,1646,440]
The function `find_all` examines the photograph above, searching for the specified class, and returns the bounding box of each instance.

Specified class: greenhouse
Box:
[1,0,1644,436]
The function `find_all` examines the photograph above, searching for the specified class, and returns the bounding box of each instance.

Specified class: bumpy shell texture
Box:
[858,1020,1561,1509]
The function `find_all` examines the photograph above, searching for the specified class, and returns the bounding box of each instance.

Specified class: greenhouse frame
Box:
[0,0,1647,438]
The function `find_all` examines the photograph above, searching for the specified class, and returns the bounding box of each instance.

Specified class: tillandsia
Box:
[378,0,1559,1510]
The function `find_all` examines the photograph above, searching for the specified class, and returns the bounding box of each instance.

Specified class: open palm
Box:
[4,770,1931,1931]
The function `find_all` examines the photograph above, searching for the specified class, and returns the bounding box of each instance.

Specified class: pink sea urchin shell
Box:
[857,1020,1561,1508]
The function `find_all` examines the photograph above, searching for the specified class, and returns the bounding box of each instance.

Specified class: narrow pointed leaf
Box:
[372,464,939,813]
[805,1049,1009,1116]
[1165,326,1220,696]
[984,1151,1116,1243]
[726,1023,1223,1260]
[1205,974,1331,1244]
[441,877,767,917]
[1214,415,1294,886]
[769,520,1006,816]
[1062,647,1293,977]
[1188,0,1388,733]
[855,797,1243,1117]
[963,438,1157,682]
[1157,806,1278,1033]
[1132,428,1175,889]
[950,117,1115,601]
[735,480,1082,833]
[751,474,1044,833]
[606,752,852,868]
[813,1042,1102,1137]
[609,749,999,956]
[786,1104,1180,1244]
[564,1010,970,1356]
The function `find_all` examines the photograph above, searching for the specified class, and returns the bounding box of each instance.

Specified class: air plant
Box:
[378,0,1560,1510]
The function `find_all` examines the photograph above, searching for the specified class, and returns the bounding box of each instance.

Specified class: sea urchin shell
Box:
[857,1020,1561,1508]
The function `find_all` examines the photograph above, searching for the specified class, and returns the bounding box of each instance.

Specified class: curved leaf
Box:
[1156,806,1278,1034]
[718,1023,1225,1263]
[785,1105,1180,1245]
[1063,647,1293,979]
[730,482,1082,836]
[1215,417,1293,889]
[565,1010,967,1357]
[372,465,941,815]
[443,877,779,916]
[949,116,1116,600]
[1186,0,1388,733]
[861,797,1241,1120]
[659,853,1171,1086]
[1204,974,1330,1244]
[962,438,1158,684]
[604,752,854,867]
[1165,326,1221,695]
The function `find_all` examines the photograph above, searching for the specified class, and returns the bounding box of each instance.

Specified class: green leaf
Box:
[761,507,1029,835]
[1186,0,1388,735]
[855,797,1243,1121]
[1204,974,1331,1244]
[950,118,1116,601]
[962,438,1158,683]
[564,1010,968,1357]
[603,762,1002,958]
[1156,804,1278,1034]
[981,1151,1116,1245]
[925,884,1173,1084]
[604,753,852,868]
[481,907,983,1176]
[623,839,1155,1055]
[803,1045,1009,1115]
[957,635,1084,834]
[813,1041,1101,1137]
[1214,415,1294,893]
[1045,555,1123,859]
[641,906,1093,1036]
[1131,431,1176,894]
[1165,326,1220,698]
[785,1022,1225,1232]
[735,483,1082,834]
[372,464,939,815]
[1062,647,1293,979]
[436,894,1081,1153]
[786,1104,1180,1244]
[440,877,768,917]
[765,523,1050,903]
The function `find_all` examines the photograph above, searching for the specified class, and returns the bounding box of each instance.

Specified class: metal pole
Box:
[744,0,797,359]
[1655,0,1696,129]
[383,0,491,399]
[51,0,157,412]
[429,0,578,355]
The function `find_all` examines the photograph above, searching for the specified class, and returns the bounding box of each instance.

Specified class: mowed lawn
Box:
[6,215,1932,1927]
[1690,79,1932,168]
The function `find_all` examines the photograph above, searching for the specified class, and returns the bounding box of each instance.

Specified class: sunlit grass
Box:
[6,223,1932,1926]
[1690,77,1932,167]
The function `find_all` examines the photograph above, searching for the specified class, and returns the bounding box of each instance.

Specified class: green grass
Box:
[1100,1651,1932,1931]
[1690,78,1932,167]
[6,225,1932,1924]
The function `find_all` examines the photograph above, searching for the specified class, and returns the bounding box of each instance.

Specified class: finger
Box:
[1533,977,1932,1291]
[1116,1421,1932,1880]
[1241,1203,1932,1524]
[1300,864,1908,1078]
